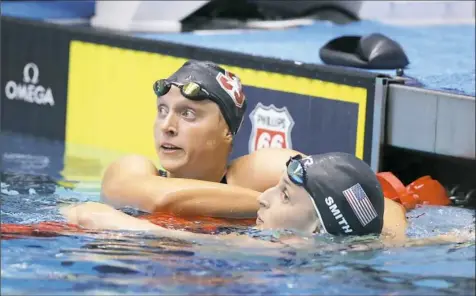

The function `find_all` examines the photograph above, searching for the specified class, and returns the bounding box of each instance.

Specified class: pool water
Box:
[1,132,475,295]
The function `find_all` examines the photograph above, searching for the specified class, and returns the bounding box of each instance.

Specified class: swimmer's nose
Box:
[160,113,178,136]
[258,189,272,208]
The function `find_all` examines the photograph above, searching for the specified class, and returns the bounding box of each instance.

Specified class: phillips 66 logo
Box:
[248,102,295,152]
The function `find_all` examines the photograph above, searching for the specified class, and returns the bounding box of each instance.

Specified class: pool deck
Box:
[1,1,475,96]
[134,20,475,97]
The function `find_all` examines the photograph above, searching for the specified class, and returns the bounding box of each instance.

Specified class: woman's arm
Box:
[101,155,260,218]
[61,202,284,249]
[61,202,204,241]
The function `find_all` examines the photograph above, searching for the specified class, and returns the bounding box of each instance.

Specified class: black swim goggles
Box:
[286,154,307,187]
[153,79,237,135]
[286,154,326,234]
[154,79,214,101]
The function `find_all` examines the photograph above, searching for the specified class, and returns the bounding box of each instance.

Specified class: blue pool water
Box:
[1,131,475,295]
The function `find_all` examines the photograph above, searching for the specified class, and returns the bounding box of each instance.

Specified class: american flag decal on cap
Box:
[342,183,378,226]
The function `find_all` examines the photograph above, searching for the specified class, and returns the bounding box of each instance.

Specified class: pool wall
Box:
[1,17,386,173]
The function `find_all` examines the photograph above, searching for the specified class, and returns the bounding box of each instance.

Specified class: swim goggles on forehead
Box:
[153,79,237,135]
[153,79,214,101]
[286,154,307,187]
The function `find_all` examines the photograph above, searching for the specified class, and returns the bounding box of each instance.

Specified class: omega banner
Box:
[1,16,383,180]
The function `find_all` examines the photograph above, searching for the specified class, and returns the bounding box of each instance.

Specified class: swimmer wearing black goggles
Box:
[63,152,386,240]
[281,153,385,236]
[154,79,235,133]
[286,154,308,188]
[154,79,216,103]
[153,60,247,136]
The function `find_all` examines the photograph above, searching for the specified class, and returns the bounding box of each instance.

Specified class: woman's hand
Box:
[60,202,158,231]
